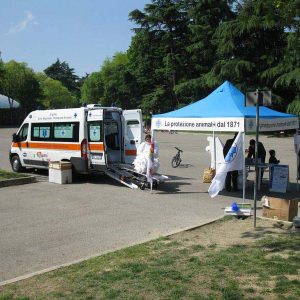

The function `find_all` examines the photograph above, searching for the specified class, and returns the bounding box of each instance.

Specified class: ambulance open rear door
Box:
[87,109,106,171]
[123,109,142,164]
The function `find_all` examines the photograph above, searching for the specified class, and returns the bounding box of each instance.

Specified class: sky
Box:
[0,0,150,77]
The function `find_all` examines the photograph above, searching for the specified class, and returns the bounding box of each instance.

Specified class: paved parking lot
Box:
[0,127,299,284]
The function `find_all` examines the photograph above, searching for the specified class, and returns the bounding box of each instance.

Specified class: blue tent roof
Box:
[153,81,296,119]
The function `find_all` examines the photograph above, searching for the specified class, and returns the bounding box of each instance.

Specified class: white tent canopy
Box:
[0,94,20,109]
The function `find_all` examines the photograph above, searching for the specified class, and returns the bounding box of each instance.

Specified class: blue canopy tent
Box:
[151,81,299,133]
[151,81,299,200]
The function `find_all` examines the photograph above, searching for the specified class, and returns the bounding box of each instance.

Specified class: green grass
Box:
[0,218,299,299]
[0,169,27,180]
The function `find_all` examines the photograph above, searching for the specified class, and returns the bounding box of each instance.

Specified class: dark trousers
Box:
[225,170,238,191]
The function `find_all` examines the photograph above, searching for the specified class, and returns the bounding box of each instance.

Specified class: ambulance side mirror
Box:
[12,133,19,142]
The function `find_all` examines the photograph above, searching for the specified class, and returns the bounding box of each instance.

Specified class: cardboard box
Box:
[49,161,72,184]
[49,161,72,171]
[262,196,298,222]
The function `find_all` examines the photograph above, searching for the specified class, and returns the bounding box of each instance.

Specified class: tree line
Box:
[0,59,81,111]
[1,0,299,117]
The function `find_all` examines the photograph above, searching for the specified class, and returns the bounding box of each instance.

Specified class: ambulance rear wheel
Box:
[11,155,24,173]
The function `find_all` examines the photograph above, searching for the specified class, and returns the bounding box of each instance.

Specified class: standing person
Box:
[247,139,266,163]
[133,134,159,174]
[247,139,266,182]
[269,149,280,164]
[223,133,238,192]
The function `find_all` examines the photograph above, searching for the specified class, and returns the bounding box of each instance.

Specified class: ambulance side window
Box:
[31,123,52,141]
[88,121,103,142]
[53,122,79,142]
[18,123,29,141]
[126,120,139,140]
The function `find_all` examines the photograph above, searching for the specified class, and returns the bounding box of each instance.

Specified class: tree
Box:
[0,59,4,81]
[129,0,191,112]
[287,98,300,116]
[262,0,300,112]
[208,0,286,93]
[79,53,140,109]
[44,59,80,96]
[100,52,139,109]
[80,72,104,105]
[174,0,235,102]
[140,87,168,115]
[36,73,76,109]
[77,73,89,93]
[0,60,40,110]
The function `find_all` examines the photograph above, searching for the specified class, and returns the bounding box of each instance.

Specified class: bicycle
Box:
[171,147,183,168]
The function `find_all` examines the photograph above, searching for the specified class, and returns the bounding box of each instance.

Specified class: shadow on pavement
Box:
[21,168,300,200]
[177,163,194,168]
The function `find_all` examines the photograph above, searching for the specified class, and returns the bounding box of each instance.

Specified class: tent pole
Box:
[253,90,261,228]
[295,132,300,192]
[150,129,155,194]
[297,147,299,192]
[213,131,216,171]
[242,131,246,203]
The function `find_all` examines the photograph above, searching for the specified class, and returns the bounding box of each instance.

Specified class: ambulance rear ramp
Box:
[118,164,169,186]
[105,163,168,190]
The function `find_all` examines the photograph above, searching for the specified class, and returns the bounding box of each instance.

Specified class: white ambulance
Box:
[10,106,142,177]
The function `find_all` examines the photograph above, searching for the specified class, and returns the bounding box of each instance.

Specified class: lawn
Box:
[0,217,299,300]
[0,169,27,180]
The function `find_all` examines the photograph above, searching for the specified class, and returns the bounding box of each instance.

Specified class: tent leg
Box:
[297,155,299,192]
[297,148,299,192]
[213,131,216,171]
[242,132,246,203]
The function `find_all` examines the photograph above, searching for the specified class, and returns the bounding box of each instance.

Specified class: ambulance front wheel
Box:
[11,155,24,173]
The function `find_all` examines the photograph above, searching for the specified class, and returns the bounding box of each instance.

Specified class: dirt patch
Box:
[169,217,297,249]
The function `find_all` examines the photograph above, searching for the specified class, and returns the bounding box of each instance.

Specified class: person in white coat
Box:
[133,134,159,174]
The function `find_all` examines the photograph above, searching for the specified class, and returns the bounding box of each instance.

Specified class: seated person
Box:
[133,134,159,174]
[269,149,280,164]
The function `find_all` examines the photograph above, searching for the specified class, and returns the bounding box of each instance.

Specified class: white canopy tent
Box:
[0,94,20,108]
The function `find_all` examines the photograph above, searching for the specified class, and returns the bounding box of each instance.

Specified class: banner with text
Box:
[245,117,299,132]
[151,117,244,132]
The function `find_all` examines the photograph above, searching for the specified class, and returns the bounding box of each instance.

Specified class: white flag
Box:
[208,132,244,198]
